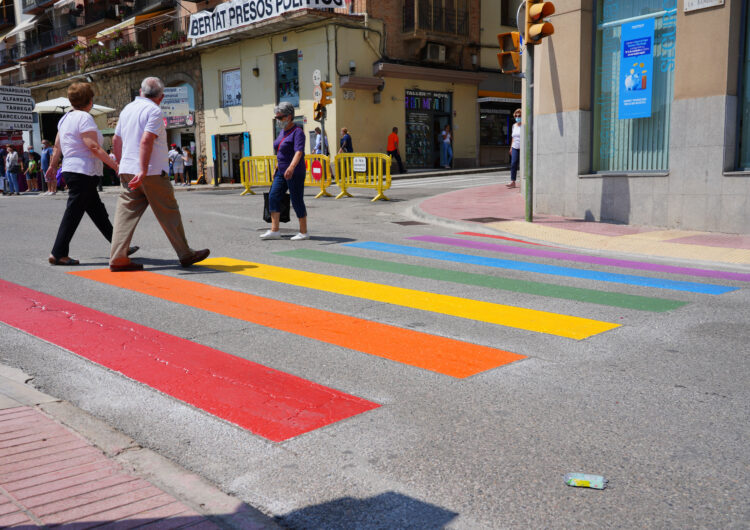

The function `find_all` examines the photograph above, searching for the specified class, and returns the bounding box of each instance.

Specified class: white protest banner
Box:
[188,0,346,40]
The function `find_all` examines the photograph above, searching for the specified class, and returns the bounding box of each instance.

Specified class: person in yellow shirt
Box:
[386,127,406,174]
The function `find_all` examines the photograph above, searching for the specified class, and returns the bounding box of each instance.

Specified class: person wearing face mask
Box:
[261,102,308,240]
[507,108,522,189]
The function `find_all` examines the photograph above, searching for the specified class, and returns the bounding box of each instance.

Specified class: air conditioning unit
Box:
[425,43,446,63]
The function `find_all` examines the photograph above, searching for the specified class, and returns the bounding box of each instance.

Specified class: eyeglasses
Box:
[275,115,286,121]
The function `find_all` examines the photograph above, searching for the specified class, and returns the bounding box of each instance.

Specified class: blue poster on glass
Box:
[618,18,655,120]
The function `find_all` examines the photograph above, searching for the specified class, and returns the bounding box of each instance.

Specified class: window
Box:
[739,5,750,168]
[221,69,241,108]
[276,50,299,107]
[501,0,523,28]
[592,0,676,172]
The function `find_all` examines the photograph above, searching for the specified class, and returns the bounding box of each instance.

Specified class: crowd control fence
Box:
[334,153,392,202]
[239,155,333,198]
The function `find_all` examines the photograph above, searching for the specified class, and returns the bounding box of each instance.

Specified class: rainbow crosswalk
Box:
[1,231,742,442]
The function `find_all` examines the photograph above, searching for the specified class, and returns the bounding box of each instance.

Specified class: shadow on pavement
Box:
[276,491,459,529]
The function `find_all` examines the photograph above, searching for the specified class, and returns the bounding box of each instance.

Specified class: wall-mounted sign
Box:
[0,86,34,131]
[161,86,192,128]
[618,18,655,120]
[684,0,724,12]
[188,0,346,39]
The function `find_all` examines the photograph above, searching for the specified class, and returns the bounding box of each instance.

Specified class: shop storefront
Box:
[479,96,521,166]
[404,89,452,169]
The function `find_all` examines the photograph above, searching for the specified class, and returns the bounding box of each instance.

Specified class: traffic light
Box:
[319,81,333,106]
[525,0,555,44]
[313,102,326,122]
[497,32,521,74]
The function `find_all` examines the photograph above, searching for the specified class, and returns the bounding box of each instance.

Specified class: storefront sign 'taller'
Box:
[618,18,655,120]
[188,0,346,40]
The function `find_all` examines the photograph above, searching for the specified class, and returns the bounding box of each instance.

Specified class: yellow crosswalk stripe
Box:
[198,257,620,340]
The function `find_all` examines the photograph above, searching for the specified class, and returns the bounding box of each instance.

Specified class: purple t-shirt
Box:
[274,125,305,178]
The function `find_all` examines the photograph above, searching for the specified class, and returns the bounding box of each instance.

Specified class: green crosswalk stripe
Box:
[275,249,687,313]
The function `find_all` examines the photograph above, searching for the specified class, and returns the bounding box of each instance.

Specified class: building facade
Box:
[196,0,512,182]
[532,0,750,233]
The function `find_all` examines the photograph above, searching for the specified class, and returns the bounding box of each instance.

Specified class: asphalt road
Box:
[1,171,748,528]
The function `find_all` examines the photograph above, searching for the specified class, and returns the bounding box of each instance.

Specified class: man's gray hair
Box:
[274,101,295,118]
[141,77,164,99]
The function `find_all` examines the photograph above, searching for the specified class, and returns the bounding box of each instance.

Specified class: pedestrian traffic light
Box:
[319,81,333,106]
[313,102,326,122]
[525,0,555,44]
[497,31,521,74]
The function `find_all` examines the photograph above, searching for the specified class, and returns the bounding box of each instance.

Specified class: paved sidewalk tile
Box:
[0,407,220,529]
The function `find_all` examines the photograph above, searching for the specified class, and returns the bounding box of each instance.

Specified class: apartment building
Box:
[0,0,205,162]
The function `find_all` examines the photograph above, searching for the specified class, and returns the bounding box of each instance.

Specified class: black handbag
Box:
[263,191,291,223]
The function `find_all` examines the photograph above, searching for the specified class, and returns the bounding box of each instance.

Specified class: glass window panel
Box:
[221,69,241,108]
[739,6,750,168]
[276,50,299,108]
[593,0,676,172]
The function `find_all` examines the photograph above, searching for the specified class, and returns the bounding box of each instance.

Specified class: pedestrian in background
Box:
[41,139,56,195]
[338,127,353,154]
[440,124,453,169]
[507,108,522,189]
[45,82,130,266]
[170,145,185,185]
[386,126,406,174]
[183,147,193,186]
[260,101,309,241]
[24,147,40,192]
[313,127,328,155]
[109,77,209,271]
[5,145,20,195]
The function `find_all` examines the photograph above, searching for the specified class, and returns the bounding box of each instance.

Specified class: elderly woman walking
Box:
[260,102,309,240]
[45,82,138,265]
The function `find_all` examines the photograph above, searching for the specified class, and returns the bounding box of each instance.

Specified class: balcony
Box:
[21,0,55,15]
[70,3,133,36]
[0,45,20,68]
[17,25,76,59]
[0,6,16,30]
[23,59,78,83]
[80,13,188,70]
[132,0,175,16]
[403,0,469,37]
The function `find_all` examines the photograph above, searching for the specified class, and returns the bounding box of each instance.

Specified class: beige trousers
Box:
[110,173,192,266]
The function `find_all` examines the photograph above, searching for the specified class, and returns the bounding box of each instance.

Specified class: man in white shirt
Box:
[109,77,209,272]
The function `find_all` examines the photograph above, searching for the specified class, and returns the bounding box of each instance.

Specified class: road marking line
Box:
[70,269,526,378]
[410,235,750,283]
[275,249,687,313]
[0,279,378,442]
[196,258,619,340]
[344,242,737,295]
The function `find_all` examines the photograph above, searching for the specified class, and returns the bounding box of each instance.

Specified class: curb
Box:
[1,364,281,530]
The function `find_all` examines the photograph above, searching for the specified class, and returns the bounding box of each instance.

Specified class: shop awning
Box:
[478,97,522,104]
[95,9,172,39]
[3,16,37,40]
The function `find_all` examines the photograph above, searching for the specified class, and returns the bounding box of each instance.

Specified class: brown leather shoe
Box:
[109,262,144,272]
[180,248,210,268]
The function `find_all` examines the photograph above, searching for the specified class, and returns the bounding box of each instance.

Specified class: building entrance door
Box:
[404,89,452,169]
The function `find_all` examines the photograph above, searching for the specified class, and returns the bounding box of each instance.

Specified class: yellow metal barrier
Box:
[239,156,276,195]
[303,154,333,198]
[239,155,333,198]
[334,153,392,202]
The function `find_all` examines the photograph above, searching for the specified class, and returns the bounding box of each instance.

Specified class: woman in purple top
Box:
[261,101,309,241]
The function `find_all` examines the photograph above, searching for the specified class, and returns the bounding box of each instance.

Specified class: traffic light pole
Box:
[524,44,534,222]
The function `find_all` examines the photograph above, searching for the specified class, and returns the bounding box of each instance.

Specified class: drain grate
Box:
[462,217,507,223]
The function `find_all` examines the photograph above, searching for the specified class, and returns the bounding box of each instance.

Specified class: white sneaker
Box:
[260,230,281,240]
[290,232,310,241]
